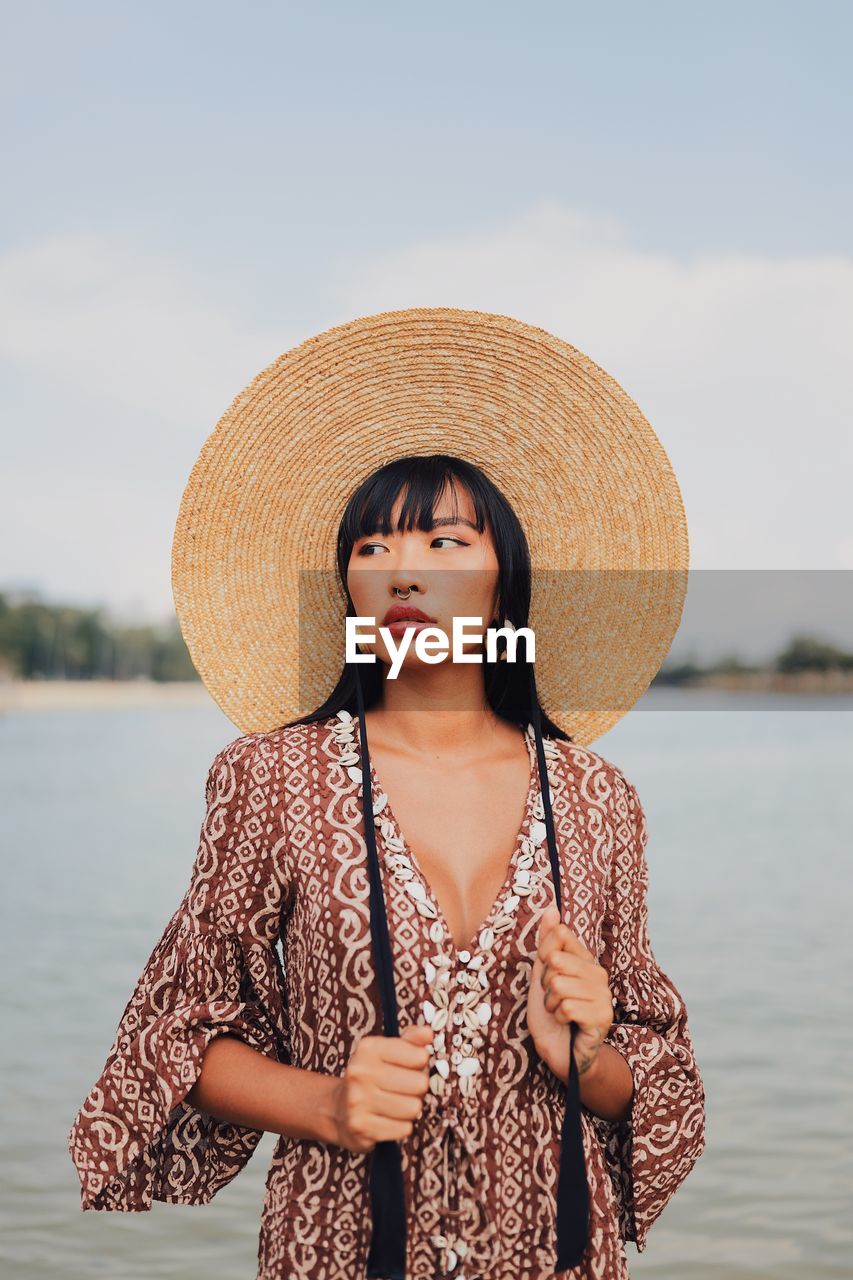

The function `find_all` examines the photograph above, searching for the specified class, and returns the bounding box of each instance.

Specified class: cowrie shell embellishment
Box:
[332,710,558,1101]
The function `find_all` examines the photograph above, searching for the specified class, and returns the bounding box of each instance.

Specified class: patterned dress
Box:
[68,712,706,1279]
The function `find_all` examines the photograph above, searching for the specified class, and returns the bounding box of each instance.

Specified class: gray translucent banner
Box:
[294,568,853,715]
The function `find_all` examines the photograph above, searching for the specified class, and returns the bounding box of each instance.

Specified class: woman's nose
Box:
[388,569,427,596]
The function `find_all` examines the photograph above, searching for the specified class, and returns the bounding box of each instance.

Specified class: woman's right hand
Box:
[331,1023,434,1152]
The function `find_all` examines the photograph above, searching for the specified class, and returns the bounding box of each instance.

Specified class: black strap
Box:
[356,668,407,1280]
[528,664,590,1269]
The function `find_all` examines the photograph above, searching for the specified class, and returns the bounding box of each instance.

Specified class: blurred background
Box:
[2,2,851,1277]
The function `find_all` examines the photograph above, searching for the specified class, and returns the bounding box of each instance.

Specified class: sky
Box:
[2,1,851,655]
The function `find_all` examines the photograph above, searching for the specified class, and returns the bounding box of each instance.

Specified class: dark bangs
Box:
[337,455,486,557]
[335,453,529,603]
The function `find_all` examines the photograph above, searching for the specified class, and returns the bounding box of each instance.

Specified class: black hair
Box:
[282,452,571,741]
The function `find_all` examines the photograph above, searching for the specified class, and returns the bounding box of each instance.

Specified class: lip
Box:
[381,604,436,627]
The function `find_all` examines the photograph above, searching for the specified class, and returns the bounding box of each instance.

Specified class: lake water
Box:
[2,691,852,1278]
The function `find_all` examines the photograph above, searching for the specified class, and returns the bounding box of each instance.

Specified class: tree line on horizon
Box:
[0,591,196,681]
[0,590,850,683]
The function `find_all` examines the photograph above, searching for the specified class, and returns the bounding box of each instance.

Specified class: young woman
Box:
[69,310,706,1280]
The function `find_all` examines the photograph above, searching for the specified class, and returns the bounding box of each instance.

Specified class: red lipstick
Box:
[381,604,436,634]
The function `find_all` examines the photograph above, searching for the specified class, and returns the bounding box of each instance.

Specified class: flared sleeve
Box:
[589,768,706,1252]
[68,731,292,1212]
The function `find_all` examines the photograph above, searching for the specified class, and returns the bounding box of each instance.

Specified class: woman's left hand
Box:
[527,905,614,1082]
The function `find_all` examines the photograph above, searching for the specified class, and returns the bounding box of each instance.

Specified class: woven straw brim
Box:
[171,306,688,743]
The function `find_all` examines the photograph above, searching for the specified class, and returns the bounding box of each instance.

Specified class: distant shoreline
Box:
[2,669,853,715]
[678,669,853,694]
[0,679,212,713]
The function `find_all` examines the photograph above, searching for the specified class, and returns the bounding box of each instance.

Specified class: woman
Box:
[69,310,705,1280]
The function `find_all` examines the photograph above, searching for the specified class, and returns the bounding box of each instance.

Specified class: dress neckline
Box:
[327,708,557,1102]
[353,714,541,962]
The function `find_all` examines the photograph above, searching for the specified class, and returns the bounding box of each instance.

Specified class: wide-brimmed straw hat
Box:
[171,306,688,744]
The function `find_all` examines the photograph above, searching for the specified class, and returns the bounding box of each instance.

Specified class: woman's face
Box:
[345,481,501,672]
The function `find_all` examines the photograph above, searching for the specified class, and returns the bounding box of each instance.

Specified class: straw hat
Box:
[171,306,688,744]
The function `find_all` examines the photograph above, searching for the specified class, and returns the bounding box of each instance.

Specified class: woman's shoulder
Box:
[199,718,342,868]
[208,715,340,781]
[261,714,341,754]
[546,732,641,813]
[215,714,337,754]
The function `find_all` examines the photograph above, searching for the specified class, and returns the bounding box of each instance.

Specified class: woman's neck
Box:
[363,667,518,764]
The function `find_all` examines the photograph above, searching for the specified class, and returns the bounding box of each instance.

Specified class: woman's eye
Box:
[357,537,466,555]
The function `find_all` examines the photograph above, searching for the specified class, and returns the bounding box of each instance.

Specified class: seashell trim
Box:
[330,709,563,1102]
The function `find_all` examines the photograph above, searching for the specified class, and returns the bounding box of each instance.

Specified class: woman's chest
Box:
[276,721,615,1089]
[364,747,537,954]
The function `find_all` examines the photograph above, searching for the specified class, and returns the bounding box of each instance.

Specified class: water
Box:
[1,693,852,1278]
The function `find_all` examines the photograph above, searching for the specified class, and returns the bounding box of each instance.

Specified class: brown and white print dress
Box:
[68,712,706,1280]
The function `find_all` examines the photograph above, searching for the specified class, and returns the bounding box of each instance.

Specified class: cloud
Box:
[0,230,301,420]
[3,204,852,624]
[336,199,853,569]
